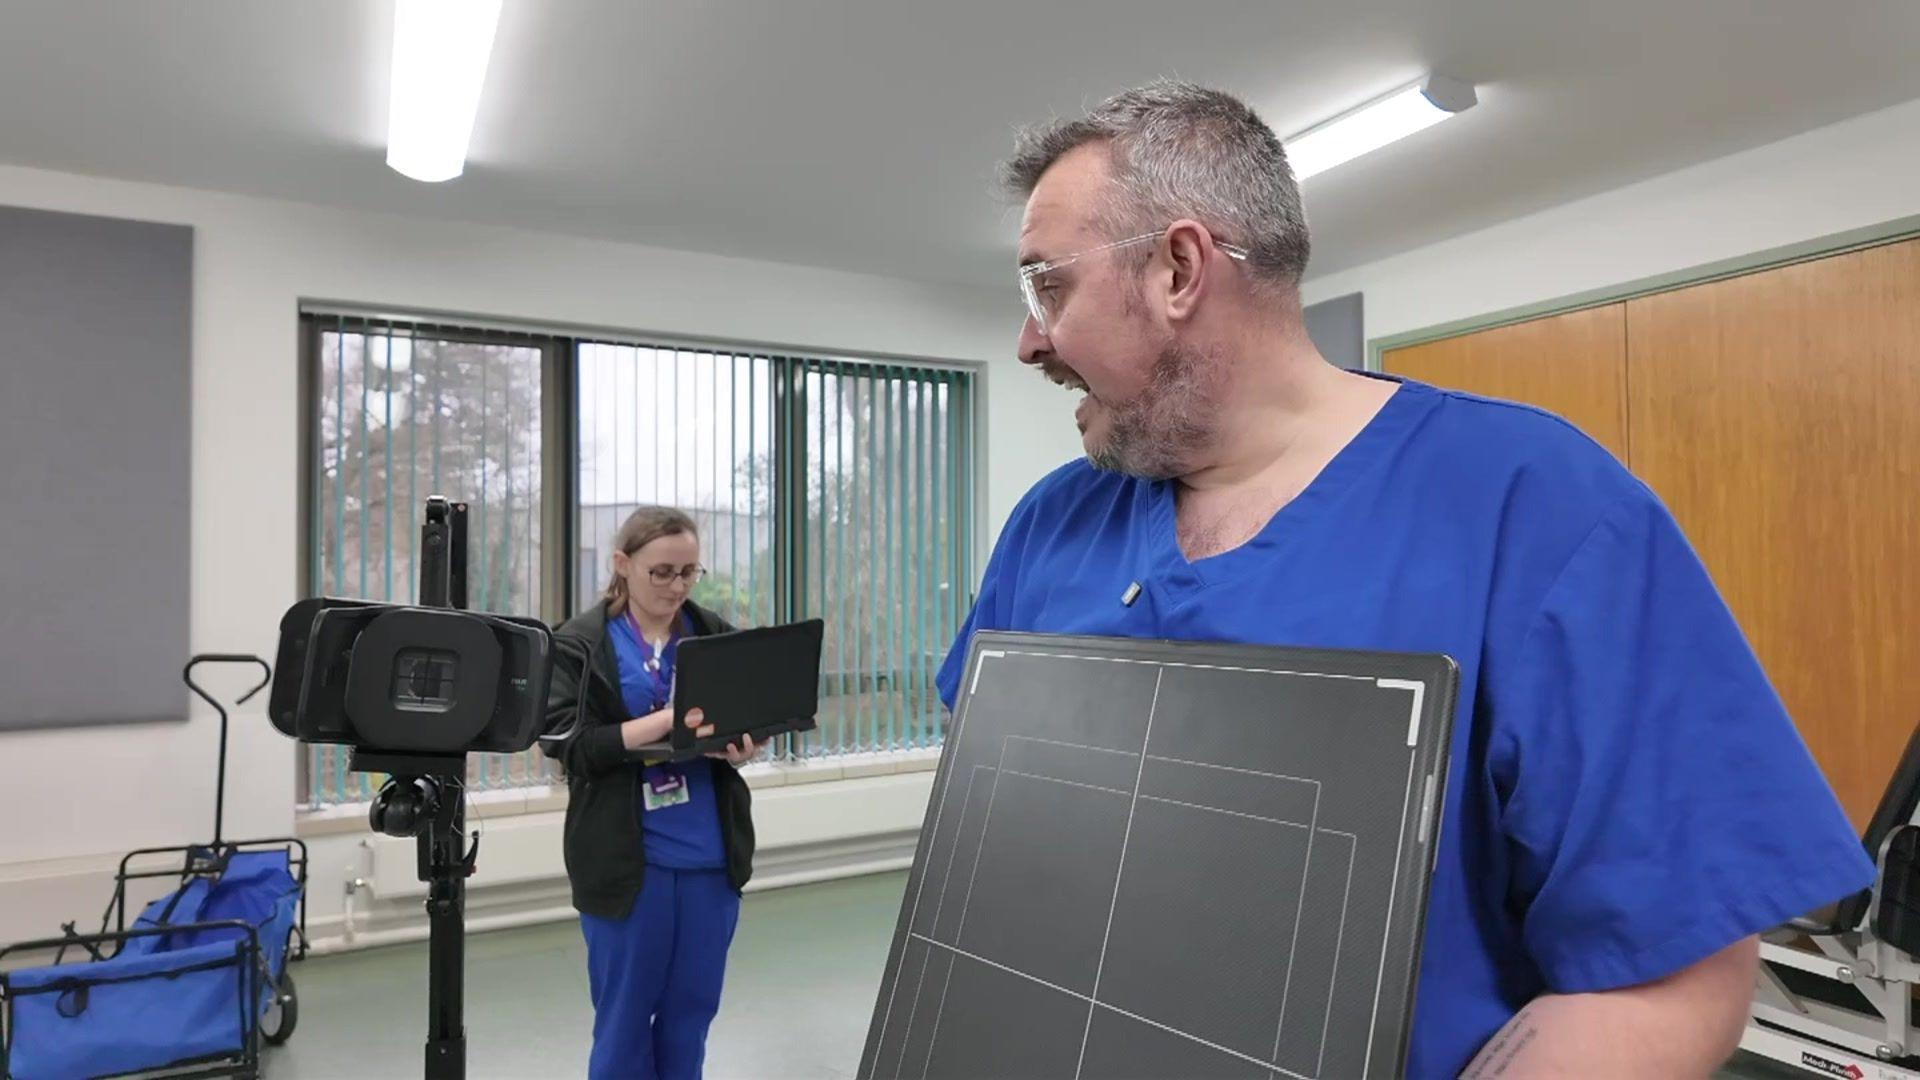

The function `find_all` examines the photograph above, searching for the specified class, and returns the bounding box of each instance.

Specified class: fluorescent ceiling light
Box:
[386,0,504,183]
[1285,75,1477,182]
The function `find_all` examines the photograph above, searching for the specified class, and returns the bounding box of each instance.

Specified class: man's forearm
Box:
[1460,938,1758,1078]
[1461,993,1735,1078]
[1460,995,1698,1078]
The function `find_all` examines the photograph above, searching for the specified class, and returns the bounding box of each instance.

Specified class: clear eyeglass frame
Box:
[1018,230,1249,334]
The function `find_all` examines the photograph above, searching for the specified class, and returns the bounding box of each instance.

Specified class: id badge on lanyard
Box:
[634,612,689,812]
[643,766,690,811]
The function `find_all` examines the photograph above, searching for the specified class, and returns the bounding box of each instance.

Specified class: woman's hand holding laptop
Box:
[681,706,762,766]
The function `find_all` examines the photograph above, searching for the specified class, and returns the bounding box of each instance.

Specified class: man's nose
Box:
[1018,313,1051,366]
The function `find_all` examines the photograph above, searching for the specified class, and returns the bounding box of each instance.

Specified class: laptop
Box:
[631,619,824,763]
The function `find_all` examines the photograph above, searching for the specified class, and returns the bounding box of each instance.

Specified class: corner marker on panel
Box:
[1377,678,1426,747]
[971,650,1005,696]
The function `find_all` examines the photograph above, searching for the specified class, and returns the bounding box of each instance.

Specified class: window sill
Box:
[294,747,942,838]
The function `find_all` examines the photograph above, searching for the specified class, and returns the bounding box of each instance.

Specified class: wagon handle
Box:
[184,654,273,846]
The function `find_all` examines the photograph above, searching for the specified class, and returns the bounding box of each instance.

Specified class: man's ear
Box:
[1163,220,1215,323]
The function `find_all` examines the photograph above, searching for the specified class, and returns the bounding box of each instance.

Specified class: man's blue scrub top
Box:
[937,377,1871,1077]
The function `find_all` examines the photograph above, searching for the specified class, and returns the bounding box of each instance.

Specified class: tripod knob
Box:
[369,776,440,837]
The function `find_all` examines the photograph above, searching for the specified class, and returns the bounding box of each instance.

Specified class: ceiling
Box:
[4,1,1919,292]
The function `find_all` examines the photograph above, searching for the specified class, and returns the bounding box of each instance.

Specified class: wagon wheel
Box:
[261,968,298,1045]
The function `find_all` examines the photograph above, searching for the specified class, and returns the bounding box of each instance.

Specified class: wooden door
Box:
[1381,303,1629,461]
[1625,238,1920,828]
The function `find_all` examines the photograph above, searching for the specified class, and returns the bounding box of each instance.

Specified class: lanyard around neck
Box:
[625,610,680,673]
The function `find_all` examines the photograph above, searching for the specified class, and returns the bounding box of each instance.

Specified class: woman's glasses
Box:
[645,564,707,586]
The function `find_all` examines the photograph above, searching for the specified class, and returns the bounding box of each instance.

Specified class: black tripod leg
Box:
[422,786,467,1080]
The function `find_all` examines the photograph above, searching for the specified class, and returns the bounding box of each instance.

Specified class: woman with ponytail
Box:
[543,506,761,1080]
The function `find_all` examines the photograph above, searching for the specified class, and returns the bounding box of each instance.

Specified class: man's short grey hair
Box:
[1001,79,1310,289]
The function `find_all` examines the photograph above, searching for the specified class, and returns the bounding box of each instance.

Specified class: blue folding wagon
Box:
[1,656,309,1079]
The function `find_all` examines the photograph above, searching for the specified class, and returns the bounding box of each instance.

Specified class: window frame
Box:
[295,304,985,806]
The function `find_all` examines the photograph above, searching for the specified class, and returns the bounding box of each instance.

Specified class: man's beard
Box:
[1078,341,1219,480]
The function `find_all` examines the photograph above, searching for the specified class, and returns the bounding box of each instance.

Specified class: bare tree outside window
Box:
[307,324,547,804]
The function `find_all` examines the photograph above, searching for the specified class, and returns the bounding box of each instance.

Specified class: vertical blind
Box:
[304,313,976,806]
[574,344,975,759]
[799,359,974,756]
[574,344,776,627]
[306,315,555,805]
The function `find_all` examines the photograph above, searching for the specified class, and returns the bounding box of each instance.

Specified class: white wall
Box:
[0,164,1081,945]
[290,763,938,952]
[1302,95,1920,343]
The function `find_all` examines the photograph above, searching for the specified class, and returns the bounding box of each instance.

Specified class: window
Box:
[574,345,775,624]
[575,346,973,759]
[301,312,976,807]
[303,315,558,805]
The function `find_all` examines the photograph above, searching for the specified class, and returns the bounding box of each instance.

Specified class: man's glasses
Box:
[1019,230,1248,336]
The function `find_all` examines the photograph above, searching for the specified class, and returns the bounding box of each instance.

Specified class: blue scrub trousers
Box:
[580,867,741,1080]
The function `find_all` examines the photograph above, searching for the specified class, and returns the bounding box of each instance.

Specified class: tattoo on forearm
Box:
[1460,1008,1541,1079]
[1488,1026,1539,1077]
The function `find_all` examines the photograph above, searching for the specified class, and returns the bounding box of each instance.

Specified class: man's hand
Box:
[1459,936,1759,1078]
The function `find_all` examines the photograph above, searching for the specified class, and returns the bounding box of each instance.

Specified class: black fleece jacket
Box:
[540,599,755,919]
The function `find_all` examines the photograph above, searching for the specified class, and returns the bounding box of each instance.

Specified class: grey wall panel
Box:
[0,205,191,730]
[1304,291,1365,370]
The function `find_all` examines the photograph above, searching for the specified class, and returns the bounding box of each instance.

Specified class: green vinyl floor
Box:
[268,870,906,1079]
[260,868,1802,1079]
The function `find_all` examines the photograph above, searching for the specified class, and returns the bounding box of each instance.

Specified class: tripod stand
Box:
[357,750,475,1080]
[353,496,479,1080]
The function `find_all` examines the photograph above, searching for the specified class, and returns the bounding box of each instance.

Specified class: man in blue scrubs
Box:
[937,80,1873,1078]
